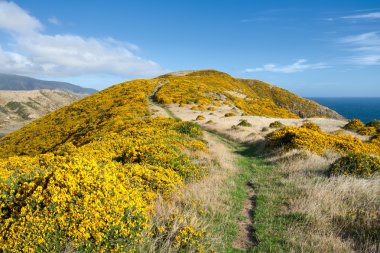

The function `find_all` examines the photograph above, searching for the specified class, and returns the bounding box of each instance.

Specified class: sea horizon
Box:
[309,97,380,123]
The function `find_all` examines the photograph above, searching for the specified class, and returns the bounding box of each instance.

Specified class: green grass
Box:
[209,134,299,253]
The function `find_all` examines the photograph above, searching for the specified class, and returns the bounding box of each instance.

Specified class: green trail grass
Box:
[211,134,299,253]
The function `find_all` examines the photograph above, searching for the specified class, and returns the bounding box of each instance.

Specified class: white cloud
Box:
[342,12,380,20]
[244,59,328,73]
[0,1,164,80]
[0,1,42,34]
[340,32,380,65]
[48,17,61,26]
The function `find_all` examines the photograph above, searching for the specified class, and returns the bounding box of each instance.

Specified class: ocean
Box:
[309,97,380,123]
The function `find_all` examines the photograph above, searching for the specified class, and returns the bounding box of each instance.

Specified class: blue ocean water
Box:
[309,97,380,123]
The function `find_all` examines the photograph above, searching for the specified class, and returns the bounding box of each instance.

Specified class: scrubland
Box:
[0,70,378,252]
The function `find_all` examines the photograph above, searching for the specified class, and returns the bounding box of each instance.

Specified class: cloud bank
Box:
[244,59,328,73]
[340,32,380,65]
[0,1,164,79]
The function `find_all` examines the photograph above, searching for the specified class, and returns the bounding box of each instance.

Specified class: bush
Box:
[366,119,380,132]
[328,153,380,176]
[301,122,321,132]
[358,127,377,136]
[207,107,216,111]
[224,112,236,117]
[262,127,269,132]
[265,126,380,155]
[196,115,205,121]
[237,119,252,127]
[343,119,365,132]
[269,121,284,128]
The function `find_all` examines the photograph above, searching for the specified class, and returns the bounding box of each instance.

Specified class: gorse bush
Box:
[237,119,252,127]
[269,121,284,128]
[366,119,380,132]
[301,122,321,132]
[342,118,376,136]
[328,153,380,176]
[0,79,209,252]
[343,119,365,132]
[266,126,380,155]
[224,112,236,117]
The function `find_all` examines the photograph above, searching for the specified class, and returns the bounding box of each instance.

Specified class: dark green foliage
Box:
[343,119,365,132]
[269,121,284,128]
[366,119,380,133]
[237,119,252,127]
[328,153,380,176]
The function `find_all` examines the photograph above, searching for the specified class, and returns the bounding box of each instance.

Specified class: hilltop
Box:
[0,70,378,253]
[0,73,97,94]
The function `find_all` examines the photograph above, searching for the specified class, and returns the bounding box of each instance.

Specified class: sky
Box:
[0,0,379,97]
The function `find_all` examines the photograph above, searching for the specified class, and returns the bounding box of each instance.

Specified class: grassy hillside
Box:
[0,78,208,252]
[2,70,377,253]
[155,70,343,119]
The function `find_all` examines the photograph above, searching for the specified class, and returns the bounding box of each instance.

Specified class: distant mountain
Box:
[0,73,97,94]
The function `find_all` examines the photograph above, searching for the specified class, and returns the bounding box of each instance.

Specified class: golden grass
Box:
[270,150,380,253]
[139,132,239,252]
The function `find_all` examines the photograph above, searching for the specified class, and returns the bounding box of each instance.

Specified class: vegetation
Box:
[328,153,380,176]
[0,79,209,252]
[366,119,380,132]
[343,119,376,136]
[301,122,321,132]
[196,115,206,120]
[269,121,284,128]
[266,126,380,155]
[237,119,252,127]
[225,112,236,117]
[155,70,342,119]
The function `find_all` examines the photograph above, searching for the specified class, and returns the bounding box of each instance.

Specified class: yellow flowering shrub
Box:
[0,78,208,252]
[266,126,380,155]
[328,153,380,176]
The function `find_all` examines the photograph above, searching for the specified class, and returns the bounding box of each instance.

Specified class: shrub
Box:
[328,153,380,176]
[266,126,380,155]
[343,119,365,132]
[207,107,216,111]
[262,127,269,132]
[366,119,380,132]
[358,127,377,136]
[237,119,252,127]
[196,115,205,121]
[205,120,214,124]
[269,121,284,128]
[371,134,380,146]
[301,122,321,132]
[231,125,240,130]
[224,112,236,117]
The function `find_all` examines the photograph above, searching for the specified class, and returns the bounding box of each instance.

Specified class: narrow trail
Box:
[147,85,259,251]
[232,181,258,250]
[147,82,172,118]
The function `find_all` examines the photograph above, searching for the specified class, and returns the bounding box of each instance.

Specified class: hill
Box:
[156,70,343,119]
[0,90,85,137]
[0,70,377,252]
[0,73,97,94]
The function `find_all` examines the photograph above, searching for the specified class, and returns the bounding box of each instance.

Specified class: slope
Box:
[0,90,84,137]
[155,70,343,119]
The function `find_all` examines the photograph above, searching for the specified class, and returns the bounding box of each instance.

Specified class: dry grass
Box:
[271,150,380,253]
[139,132,240,252]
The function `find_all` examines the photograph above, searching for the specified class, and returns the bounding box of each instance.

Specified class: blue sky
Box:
[0,0,379,96]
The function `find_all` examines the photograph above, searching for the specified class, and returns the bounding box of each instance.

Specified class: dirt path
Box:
[147,82,172,118]
[147,90,258,251]
[232,181,258,250]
